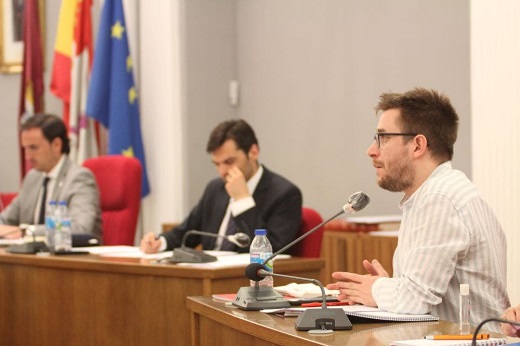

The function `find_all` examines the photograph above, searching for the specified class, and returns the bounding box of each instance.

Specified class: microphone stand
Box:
[233,191,370,311]
[258,270,352,331]
[7,225,49,254]
[168,230,251,263]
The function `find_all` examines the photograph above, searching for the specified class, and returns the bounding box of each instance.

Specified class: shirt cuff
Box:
[229,196,255,216]
[158,235,167,252]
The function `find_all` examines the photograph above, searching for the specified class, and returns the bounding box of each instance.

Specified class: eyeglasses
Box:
[373,132,417,148]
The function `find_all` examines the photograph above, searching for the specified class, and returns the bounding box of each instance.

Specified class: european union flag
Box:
[86,0,150,197]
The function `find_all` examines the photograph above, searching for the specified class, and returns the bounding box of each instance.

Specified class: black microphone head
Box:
[245,263,265,281]
[343,191,370,212]
[228,232,251,248]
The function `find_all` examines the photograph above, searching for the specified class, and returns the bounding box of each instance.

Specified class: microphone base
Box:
[167,247,218,263]
[232,286,291,310]
[295,308,352,331]
[7,241,50,254]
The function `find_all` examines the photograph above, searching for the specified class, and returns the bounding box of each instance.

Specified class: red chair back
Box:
[291,207,324,258]
[83,156,142,245]
[0,193,18,211]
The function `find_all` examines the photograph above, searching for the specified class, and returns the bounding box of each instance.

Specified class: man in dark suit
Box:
[140,119,302,253]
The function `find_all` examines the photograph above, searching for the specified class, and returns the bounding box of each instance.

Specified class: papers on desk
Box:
[176,253,290,269]
[391,338,506,345]
[0,238,25,246]
[273,282,339,298]
[262,304,439,323]
[76,246,290,268]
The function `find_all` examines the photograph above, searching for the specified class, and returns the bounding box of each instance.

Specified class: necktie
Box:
[38,177,50,224]
[220,216,237,251]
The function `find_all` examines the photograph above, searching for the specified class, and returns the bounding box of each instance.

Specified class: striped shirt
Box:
[372,161,510,330]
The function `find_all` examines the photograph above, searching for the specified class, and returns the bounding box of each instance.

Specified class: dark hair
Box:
[21,113,70,154]
[375,87,459,161]
[206,119,258,153]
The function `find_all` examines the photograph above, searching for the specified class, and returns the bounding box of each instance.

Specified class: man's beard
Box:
[377,157,414,193]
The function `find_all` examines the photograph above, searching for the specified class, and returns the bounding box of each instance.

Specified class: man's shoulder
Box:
[260,166,301,192]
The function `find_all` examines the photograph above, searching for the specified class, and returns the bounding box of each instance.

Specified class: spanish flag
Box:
[50,0,98,163]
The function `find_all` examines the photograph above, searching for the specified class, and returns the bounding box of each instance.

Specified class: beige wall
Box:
[471,0,520,304]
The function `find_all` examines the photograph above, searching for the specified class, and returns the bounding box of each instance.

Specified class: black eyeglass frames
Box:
[373,132,417,148]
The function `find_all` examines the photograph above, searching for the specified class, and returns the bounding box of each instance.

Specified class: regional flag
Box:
[50,0,98,163]
[19,0,44,176]
[86,0,150,197]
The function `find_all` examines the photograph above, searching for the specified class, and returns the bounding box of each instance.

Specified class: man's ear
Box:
[247,143,259,160]
[412,134,428,158]
[51,137,63,154]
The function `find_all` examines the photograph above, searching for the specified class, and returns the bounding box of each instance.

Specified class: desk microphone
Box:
[471,317,520,346]
[168,230,251,263]
[7,224,50,254]
[246,263,352,331]
[233,191,370,314]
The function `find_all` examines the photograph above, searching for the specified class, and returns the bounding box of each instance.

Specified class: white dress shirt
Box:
[372,161,510,331]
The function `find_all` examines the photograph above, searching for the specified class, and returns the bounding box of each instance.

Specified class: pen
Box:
[301,302,351,307]
[424,334,489,340]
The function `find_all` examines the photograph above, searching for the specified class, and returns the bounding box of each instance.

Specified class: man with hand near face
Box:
[327,88,509,330]
[140,119,302,253]
[0,114,102,238]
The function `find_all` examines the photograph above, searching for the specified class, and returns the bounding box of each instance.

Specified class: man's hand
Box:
[225,166,250,200]
[140,232,161,254]
[326,259,389,307]
[0,225,22,239]
[501,304,520,337]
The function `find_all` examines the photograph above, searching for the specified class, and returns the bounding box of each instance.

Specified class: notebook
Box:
[391,337,507,346]
[262,304,439,323]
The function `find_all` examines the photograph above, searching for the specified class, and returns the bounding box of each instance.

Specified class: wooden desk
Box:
[321,231,398,284]
[188,296,505,346]
[0,249,323,345]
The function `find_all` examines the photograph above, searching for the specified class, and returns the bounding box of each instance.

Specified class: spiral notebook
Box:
[391,337,507,345]
[262,305,439,323]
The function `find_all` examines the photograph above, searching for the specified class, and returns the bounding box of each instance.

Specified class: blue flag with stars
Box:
[86,0,150,197]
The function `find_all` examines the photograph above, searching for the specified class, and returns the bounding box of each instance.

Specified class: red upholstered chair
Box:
[83,156,142,245]
[0,192,18,211]
[291,207,324,258]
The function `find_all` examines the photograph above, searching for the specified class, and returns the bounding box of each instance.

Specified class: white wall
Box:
[471,0,520,305]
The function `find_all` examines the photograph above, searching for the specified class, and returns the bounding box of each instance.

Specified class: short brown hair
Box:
[206,119,258,154]
[376,88,458,161]
[21,113,70,154]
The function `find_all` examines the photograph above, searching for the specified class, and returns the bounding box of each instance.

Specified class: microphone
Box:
[246,263,352,331]
[7,224,50,254]
[167,230,251,263]
[232,191,370,314]
[471,317,520,346]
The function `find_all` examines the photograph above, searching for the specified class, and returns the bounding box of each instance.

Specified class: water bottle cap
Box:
[254,229,266,236]
[49,200,57,205]
[58,200,67,206]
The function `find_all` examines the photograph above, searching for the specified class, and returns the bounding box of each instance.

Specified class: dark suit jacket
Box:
[162,166,302,253]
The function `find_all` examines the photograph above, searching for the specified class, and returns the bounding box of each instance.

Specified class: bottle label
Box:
[250,252,273,272]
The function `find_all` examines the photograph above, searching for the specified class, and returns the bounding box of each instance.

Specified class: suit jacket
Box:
[0,156,102,236]
[163,166,302,253]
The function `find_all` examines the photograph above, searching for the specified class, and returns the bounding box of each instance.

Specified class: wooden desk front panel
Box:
[188,296,506,346]
[0,251,323,346]
[321,231,398,284]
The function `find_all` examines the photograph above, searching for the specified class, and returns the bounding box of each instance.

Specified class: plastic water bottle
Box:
[459,283,470,334]
[249,229,274,287]
[44,200,57,248]
[54,200,72,252]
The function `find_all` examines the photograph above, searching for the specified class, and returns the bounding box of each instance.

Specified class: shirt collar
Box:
[46,155,66,179]
[247,164,263,195]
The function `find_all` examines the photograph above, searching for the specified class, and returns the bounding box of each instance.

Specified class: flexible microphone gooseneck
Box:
[471,317,520,346]
[233,191,370,316]
[168,230,251,263]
